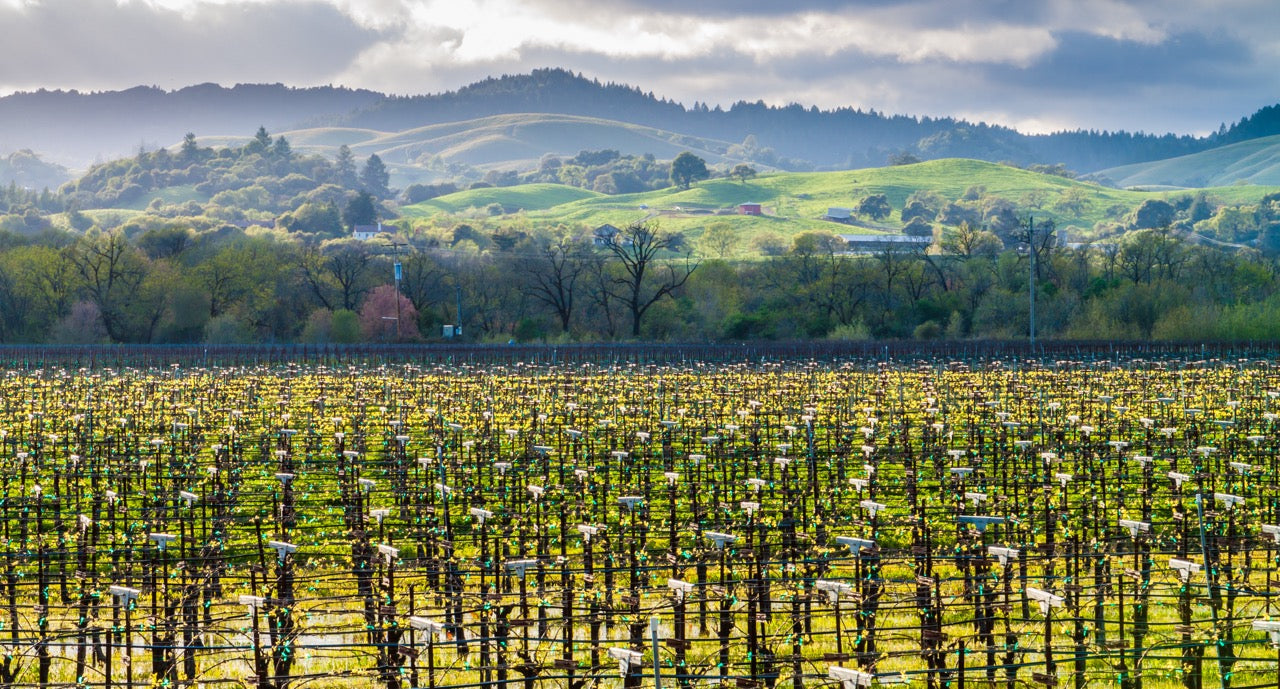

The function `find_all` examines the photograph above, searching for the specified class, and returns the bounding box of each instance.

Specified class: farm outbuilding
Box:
[825,207,853,222]
[352,222,390,241]
[592,224,621,246]
[738,203,762,216]
[838,233,931,253]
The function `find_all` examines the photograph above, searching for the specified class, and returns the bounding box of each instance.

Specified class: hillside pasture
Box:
[200,113,754,179]
[528,160,1280,246]
[1099,134,1280,188]
[398,159,1280,253]
[398,183,603,218]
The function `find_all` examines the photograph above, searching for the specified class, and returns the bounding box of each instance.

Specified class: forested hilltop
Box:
[331,69,1224,171]
[7,69,1280,174]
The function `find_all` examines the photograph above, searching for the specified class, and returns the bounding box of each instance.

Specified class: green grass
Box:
[82,208,144,227]
[202,114,751,180]
[1099,134,1280,188]
[274,126,389,149]
[398,183,603,218]
[45,208,145,231]
[116,184,208,211]
[400,175,890,248]
[349,113,744,167]
[397,159,1280,252]
[80,158,1280,256]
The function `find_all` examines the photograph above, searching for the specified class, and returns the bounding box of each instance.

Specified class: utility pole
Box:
[455,285,463,338]
[1028,214,1036,348]
[385,237,407,340]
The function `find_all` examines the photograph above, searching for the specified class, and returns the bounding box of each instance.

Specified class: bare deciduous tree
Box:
[603,221,699,338]
[522,230,589,333]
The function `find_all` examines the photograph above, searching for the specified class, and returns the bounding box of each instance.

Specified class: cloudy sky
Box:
[0,0,1275,136]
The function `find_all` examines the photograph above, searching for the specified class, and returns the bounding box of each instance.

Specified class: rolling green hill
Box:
[363,114,747,167]
[399,159,1280,254]
[407,159,1280,239]
[198,113,759,187]
[1098,135,1280,188]
[524,160,1089,242]
[398,183,603,217]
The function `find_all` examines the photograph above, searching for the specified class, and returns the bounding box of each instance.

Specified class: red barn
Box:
[738,203,762,216]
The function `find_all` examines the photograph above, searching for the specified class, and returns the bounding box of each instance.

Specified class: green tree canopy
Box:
[343,190,378,229]
[271,136,293,160]
[1131,199,1175,229]
[858,193,892,220]
[730,164,757,183]
[670,152,709,190]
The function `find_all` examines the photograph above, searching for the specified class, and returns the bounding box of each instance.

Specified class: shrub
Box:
[204,314,255,344]
[49,301,107,344]
[331,309,362,343]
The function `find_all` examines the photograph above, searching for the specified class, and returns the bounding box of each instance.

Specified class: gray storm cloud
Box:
[1,0,1275,135]
[0,0,382,90]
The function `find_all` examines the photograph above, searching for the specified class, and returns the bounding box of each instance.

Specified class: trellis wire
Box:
[0,354,1278,688]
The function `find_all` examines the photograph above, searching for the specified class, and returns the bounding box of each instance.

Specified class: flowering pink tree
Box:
[358,284,419,341]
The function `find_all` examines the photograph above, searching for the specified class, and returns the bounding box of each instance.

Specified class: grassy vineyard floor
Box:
[0,357,1279,688]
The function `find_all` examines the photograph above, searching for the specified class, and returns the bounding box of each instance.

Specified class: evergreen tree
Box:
[181,133,200,161]
[247,126,271,155]
[343,190,378,229]
[271,136,293,160]
[360,154,391,199]
[334,145,358,188]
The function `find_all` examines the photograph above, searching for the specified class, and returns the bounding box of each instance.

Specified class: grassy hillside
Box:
[402,159,1280,253]
[75,157,1280,258]
[197,113,757,187]
[276,127,387,149]
[398,183,602,217]
[119,184,208,211]
[365,114,746,166]
[532,159,1097,225]
[1098,135,1280,188]
[513,160,1063,245]
[51,208,143,231]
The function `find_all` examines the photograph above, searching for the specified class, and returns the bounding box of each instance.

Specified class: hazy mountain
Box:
[1,68,1278,181]
[324,69,1238,171]
[195,114,755,189]
[0,150,68,191]
[0,83,382,169]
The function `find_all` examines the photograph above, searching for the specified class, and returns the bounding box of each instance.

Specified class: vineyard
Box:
[5,353,1280,688]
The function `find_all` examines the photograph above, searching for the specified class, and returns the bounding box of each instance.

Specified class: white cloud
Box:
[338,1,1060,67]
[2,0,1278,134]
[1044,0,1165,42]
[0,0,380,92]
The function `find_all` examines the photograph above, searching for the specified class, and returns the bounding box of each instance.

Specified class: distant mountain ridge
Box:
[329,69,1216,172]
[0,83,382,167]
[2,68,1278,176]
